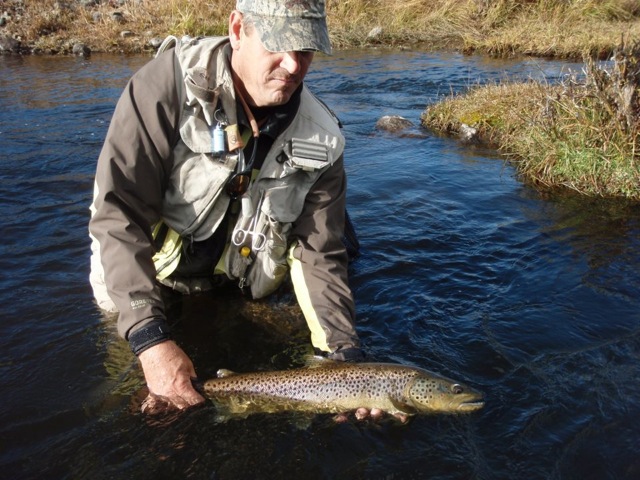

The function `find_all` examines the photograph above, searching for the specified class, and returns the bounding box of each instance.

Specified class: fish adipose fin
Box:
[216,369,237,378]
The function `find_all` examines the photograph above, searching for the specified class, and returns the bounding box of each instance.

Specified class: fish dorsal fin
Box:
[217,368,237,378]
[390,397,418,415]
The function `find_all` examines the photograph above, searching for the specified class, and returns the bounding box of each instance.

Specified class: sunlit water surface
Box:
[0,50,638,480]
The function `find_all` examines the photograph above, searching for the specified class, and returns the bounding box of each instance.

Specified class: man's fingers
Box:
[393,413,409,423]
[333,413,349,423]
[140,388,203,414]
[355,407,369,420]
[370,408,384,420]
[332,408,409,423]
[180,390,205,407]
[175,376,205,407]
[354,407,382,420]
[141,393,174,414]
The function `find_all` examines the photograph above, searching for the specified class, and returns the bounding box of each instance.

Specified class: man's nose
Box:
[280,51,302,74]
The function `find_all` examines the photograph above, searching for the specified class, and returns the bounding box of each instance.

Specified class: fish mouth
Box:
[457,400,485,411]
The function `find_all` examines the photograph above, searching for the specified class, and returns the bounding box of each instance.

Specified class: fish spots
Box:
[410,378,437,405]
[203,362,483,416]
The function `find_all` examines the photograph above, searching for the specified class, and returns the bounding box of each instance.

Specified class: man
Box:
[89,0,365,412]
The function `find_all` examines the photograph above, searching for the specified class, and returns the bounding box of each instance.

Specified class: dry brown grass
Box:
[4,0,235,54]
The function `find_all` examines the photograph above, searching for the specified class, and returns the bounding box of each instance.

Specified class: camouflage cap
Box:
[236,0,332,55]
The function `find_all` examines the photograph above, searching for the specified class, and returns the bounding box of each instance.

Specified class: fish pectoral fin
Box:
[390,398,418,415]
[216,368,237,378]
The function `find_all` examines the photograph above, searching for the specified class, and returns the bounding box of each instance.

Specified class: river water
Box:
[1,49,638,480]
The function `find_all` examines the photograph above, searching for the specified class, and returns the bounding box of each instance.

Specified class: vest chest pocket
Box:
[162,142,238,241]
[246,214,292,298]
[224,189,293,299]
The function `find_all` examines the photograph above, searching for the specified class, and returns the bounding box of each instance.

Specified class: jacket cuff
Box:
[128,320,171,356]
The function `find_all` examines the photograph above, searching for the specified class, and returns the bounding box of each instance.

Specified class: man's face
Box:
[230,12,314,107]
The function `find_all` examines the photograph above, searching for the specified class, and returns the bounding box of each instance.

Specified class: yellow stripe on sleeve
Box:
[287,242,330,352]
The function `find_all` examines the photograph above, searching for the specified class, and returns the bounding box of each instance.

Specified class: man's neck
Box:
[237,84,303,139]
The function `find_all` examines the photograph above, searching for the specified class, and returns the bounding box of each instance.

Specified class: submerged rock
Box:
[375,115,414,132]
[375,115,429,139]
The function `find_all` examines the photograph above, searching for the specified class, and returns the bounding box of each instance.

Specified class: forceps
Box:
[232,192,266,252]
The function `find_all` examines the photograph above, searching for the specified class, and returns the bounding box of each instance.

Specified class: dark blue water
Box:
[1,50,638,480]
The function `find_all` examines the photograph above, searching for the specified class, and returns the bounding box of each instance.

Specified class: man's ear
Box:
[229,10,243,50]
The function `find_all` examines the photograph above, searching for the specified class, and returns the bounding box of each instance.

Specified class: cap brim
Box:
[254,16,332,55]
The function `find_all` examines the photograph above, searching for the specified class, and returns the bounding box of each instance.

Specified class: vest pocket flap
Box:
[184,66,219,103]
[180,106,216,154]
[162,145,237,240]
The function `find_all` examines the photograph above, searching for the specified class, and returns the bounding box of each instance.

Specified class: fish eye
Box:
[451,384,464,395]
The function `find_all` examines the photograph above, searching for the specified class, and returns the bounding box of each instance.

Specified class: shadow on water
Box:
[1,51,639,479]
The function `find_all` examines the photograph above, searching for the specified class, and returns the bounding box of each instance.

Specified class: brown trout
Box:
[201,360,484,417]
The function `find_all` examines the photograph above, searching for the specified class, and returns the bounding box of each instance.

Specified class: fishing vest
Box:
[152,36,345,298]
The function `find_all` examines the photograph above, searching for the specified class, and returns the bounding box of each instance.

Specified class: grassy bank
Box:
[421,40,640,200]
[1,0,639,58]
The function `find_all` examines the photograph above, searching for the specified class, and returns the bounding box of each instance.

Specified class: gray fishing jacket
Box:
[89,37,359,354]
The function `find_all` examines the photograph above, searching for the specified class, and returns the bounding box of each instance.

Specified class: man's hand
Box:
[138,340,204,413]
[333,408,409,424]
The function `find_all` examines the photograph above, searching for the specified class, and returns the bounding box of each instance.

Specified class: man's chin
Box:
[262,85,299,106]
[251,87,298,107]
[266,92,292,106]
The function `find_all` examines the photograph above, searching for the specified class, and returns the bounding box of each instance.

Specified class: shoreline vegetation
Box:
[422,40,640,199]
[2,0,639,200]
